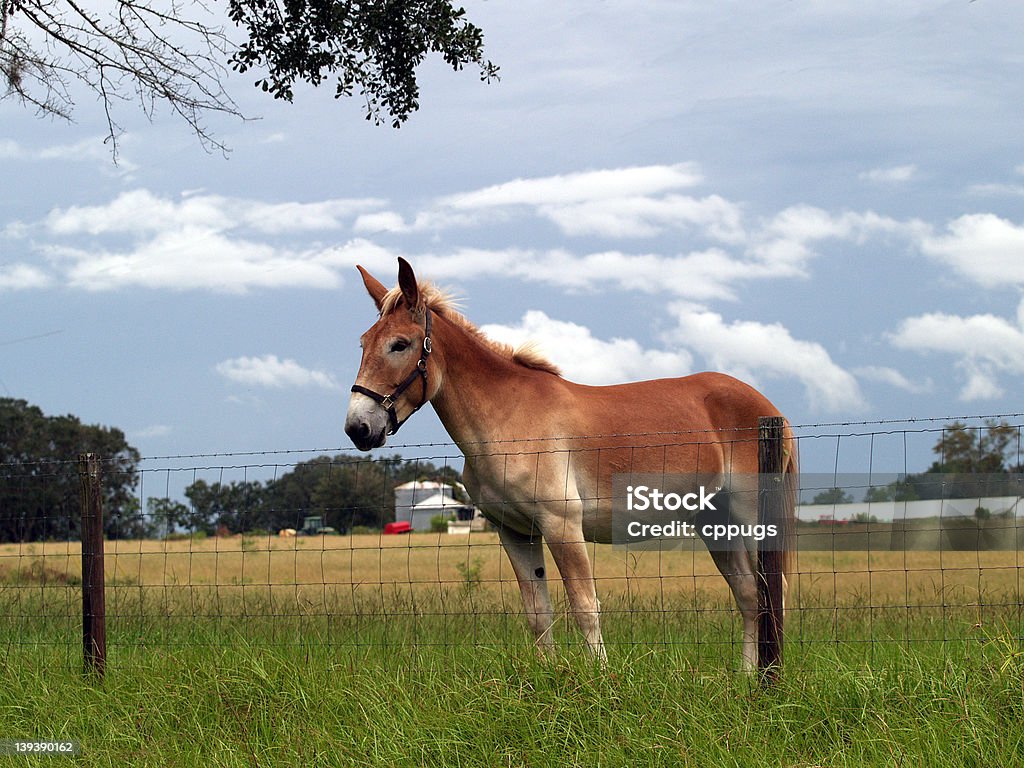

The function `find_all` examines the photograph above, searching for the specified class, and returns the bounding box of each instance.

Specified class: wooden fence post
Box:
[78,453,106,679]
[757,416,786,683]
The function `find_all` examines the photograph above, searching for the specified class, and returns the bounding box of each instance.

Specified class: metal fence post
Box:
[757,416,786,683]
[78,453,106,679]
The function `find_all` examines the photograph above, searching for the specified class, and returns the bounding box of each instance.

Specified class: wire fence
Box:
[2,414,1023,673]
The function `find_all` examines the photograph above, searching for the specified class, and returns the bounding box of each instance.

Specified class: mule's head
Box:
[345,258,434,450]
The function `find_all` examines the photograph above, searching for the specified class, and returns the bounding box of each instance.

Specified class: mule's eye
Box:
[389,338,411,353]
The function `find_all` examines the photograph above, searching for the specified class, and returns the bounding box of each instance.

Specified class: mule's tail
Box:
[781,422,800,603]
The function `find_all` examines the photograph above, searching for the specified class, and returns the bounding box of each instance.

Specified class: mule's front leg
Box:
[498,527,555,655]
[542,524,607,664]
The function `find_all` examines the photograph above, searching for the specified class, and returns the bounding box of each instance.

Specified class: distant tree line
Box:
[148,455,463,538]
[5,397,1021,540]
[811,419,1023,505]
[0,397,461,542]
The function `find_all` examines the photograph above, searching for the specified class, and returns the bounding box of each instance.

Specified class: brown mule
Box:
[345,258,798,668]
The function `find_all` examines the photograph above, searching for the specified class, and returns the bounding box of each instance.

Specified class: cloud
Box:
[853,365,931,394]
[401,205,909,300]
[0,263,52,290]
[537,194,744,240]
[0,137,139,174]
[46,232,344,293]
[480,310,692,386]
[353,211,409,234]
[888,303,1024,400]
[668,304,867,413]
[478,305,865,413]
[919,214,1024,287]
[29,190,395,293]
[859,165,917,184]
[398,246,790,302]
[8,170,921,297]
[46,189,383,236]
[431,163,716,239]
[215,355,339,390]
[441,163,703,209]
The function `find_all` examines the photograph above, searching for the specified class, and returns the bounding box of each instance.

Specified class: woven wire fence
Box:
[2,414,1023,671]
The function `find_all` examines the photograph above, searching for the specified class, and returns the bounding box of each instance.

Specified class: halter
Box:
[350,308,433,436]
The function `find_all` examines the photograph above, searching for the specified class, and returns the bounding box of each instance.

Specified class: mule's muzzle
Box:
[345,416,386,451]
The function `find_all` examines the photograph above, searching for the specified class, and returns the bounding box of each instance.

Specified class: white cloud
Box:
[353,211,409,234]
[480,310,692,386]
[853,365,931,394]
[750,206,916,269]
[537,194,744,240]
[405,247,788,301]
[859,165,917,184]
[30,190,396,293]
[479,306,865,414]
[0,137,139,175]
[216,355,339,390]
[441,163,703,210]
[668,304,867,413]
[47,231,344,293]
[0,139,22,159]
[404,204,909,300]
[10,172,925,298]
[0,263,52,290]
[919,214,1024,287]
[46,189,383,237]
[888,304,1024,400]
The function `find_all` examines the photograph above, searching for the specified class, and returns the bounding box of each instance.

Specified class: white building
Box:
[394,480,477,532]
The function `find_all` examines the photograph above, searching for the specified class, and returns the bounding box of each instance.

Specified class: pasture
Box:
[3,533,1024,766]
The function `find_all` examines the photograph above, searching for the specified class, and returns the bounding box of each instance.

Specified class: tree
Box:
[899,420,1022,500]
[183,478,266,535]
[928,419,1019,474]
[147,496,190,538]
[864,482,918,503]
[228,0,499,128]
[0,398,140,542]
[811,487,853,505]
[1,0,497,155]
[258,453,463,533]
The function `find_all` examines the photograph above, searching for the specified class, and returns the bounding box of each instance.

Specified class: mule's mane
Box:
[380,282,562,376]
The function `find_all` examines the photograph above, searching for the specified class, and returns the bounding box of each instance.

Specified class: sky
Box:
[2,1,1024,479]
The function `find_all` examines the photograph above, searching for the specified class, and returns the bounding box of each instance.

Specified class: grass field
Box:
[2,533,1024,766]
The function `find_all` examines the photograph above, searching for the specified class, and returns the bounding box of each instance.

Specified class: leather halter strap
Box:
[350,308,432,436]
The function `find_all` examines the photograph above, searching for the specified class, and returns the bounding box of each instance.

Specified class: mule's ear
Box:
[357,265,388,311]
[397,257,420,311]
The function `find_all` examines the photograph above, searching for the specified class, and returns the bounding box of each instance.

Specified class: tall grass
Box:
[2,535,1023,765]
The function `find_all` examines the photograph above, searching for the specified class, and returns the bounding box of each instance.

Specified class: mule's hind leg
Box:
[498,527,555,655]
[706,544,759,672]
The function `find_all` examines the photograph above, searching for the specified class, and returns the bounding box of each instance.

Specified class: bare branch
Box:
[2,0,243,157]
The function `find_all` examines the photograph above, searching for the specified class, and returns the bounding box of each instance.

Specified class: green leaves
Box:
[0,398,141,541]
[227,0,499,126]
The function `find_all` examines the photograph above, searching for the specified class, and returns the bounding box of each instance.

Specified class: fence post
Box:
[78,453,106,679]
[757,416,786,683]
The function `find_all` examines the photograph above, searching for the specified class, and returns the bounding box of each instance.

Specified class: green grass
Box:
[3,585,1024,766]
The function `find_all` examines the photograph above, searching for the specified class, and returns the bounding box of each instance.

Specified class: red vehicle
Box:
[383,521,412,535]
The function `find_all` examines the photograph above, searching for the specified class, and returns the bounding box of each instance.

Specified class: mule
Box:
[345,258,798,669]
